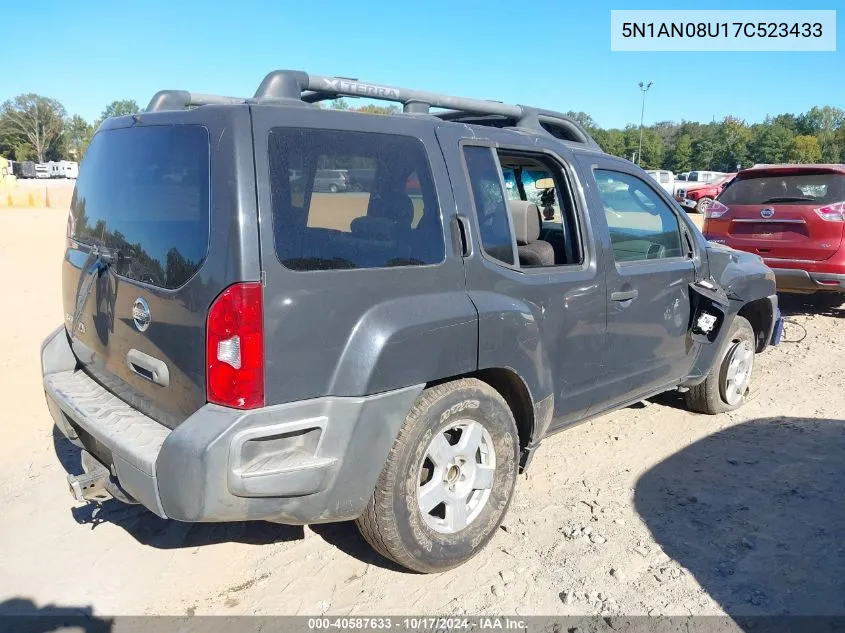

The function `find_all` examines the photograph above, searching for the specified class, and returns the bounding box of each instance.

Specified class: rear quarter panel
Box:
[251,107,478,403]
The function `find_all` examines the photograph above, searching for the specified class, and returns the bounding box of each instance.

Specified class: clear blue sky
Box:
[3,0,842,129]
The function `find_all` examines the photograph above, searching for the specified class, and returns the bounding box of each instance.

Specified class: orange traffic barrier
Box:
[0,184,73,209]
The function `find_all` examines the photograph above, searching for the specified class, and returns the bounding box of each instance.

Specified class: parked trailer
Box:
[48,160,79,179]
[0,157,13,178]
[14,161,37,179]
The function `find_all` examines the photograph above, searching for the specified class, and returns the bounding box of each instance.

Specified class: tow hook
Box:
[67,452,113,504]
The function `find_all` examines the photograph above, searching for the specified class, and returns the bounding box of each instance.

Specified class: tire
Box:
[329,183,339,193]
[685,315,756,415]
[695,197,713,214]
[356,378,520,573]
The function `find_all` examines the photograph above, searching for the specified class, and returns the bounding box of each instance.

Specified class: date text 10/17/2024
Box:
[307,617,528,631]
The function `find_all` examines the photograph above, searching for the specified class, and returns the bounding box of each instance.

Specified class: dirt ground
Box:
[2,208,844,618]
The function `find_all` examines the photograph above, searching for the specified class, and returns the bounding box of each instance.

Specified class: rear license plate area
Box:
[730,223,808,240]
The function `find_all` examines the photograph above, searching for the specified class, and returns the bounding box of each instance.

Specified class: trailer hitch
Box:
[67,462,112,504]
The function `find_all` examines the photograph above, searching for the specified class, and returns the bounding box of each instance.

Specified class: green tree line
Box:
[2,91,842,172]
[566,106,845,172]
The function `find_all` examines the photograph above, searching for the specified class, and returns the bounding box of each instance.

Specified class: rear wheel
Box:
[685,316,755,414]
[356,378,519,573]
[695,197,713,214]
[329,183,339,193]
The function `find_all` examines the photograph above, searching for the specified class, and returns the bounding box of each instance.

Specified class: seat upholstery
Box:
[368,191,414,231]
[509,200,541,245]
[509,200,555,267]
[350,216,396,241]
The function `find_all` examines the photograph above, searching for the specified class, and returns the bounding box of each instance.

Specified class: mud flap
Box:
[770,308,784,346]
[688,279,730,344]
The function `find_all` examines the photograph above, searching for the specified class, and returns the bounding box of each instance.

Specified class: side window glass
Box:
[269,128,444,271]
[594,169,684,263]
[501,168,521,201]
[463,146,515,265]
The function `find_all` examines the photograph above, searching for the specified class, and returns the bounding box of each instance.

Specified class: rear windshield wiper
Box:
[69,245,121,340]
[761,196,817,203]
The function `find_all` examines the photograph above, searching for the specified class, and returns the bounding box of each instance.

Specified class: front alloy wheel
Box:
[684,315,756,414]
[720,338,755,406]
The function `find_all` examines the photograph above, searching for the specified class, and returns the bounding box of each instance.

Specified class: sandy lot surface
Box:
[1,208,843,618]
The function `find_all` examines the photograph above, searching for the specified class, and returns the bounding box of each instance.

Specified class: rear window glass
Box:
[268,128,444,271]
[720,173,845,206]
[69,125,210,289]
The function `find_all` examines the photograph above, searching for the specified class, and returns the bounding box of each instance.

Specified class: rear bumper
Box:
[770,268,845,293]
[42,326,423,524]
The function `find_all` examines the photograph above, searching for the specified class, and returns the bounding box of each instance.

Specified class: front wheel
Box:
[695,197,713,214]
[356,378,519,572]
[685,315,756,414]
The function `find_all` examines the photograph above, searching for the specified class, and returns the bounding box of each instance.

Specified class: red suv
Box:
[703,165,845,293]
[676,173,735,214]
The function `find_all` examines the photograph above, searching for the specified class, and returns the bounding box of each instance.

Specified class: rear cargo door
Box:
[251,106,478,404]
[63,108,258,428]
[719,169,845,261]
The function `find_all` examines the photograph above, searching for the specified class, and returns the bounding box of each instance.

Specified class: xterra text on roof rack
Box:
[42,70,782,572]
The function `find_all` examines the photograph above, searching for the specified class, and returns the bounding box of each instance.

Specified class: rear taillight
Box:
[814,201,845,222]
[704,200,730,219]
[206,282,264,409]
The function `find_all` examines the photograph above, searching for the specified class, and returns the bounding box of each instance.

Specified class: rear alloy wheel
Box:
[695,197,713,214]
[417,420,496,534]
[685,316,756,414]
[356,378,519,572]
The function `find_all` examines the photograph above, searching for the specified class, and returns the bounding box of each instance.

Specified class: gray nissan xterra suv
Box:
[42,70,782,572]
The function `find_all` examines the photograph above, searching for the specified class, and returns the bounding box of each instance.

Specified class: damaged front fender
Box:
[682,243,778,385]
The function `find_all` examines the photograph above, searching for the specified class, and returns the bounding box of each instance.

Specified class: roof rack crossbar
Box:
[253,71,596,145]
[254,70,523,118]
[142,70,598,147]
[146,90,246,112]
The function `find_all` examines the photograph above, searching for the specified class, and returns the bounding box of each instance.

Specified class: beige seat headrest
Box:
[508,200,540,246]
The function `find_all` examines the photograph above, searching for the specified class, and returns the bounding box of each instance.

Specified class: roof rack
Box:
[145,70,598,147]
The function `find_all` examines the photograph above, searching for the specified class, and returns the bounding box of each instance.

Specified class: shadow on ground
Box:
[53,427,305,550]
[0,598,112,632]
[635,416,845,617]
[52,427,405,569]
[309,522,408,572]
[778,292,844,318]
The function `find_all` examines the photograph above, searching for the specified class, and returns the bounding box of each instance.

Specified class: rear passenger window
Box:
[594,170,684,263]
[268,129,444,271]
[463,146,515,266]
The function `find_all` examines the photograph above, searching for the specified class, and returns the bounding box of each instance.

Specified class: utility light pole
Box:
[637,81,653,167]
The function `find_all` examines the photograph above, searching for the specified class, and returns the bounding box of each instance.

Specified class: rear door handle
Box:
[611,289,639,302]
[453,214,472,257]
[127,348,170,387]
